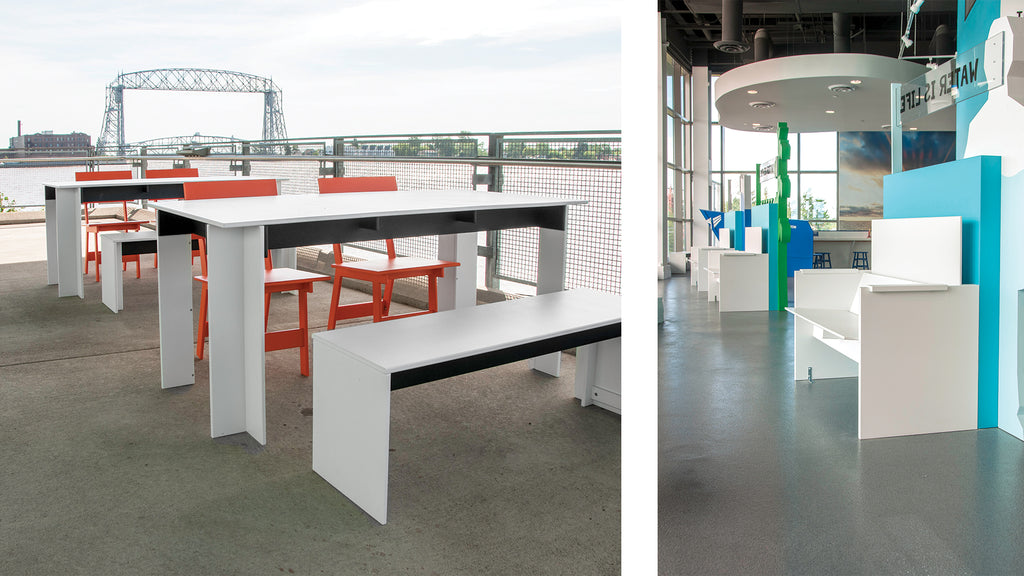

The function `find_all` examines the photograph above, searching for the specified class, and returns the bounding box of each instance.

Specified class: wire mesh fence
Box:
[0,131,621,294]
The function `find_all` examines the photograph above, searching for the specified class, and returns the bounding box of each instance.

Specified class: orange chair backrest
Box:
[317,176,398,194]
[75,170,132,181]
[146,168,199,178]
[317,177,399,262]
[184,179,279,274]
[183,179,278,200]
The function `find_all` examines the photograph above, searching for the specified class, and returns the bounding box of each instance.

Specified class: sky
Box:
[0,0,622,144]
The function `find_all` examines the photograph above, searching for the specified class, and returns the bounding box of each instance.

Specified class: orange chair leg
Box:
[265,293,272,331]
[372,282,384,322]
[383,278,395,316]
[95,231,103,282]
[84,230,91,275]
[196,284,208,360]
[427,273,439,313]
[327,273,343,330]
[299,288,310,376]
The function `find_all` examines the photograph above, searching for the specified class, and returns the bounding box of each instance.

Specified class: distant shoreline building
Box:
[8,130,93,157]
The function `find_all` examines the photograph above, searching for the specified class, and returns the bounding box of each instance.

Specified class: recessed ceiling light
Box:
[849,79,863,85]
[747,89,759,94]
[749,101,776,109]
[828,84,856,94]
[909,127,919,131]
[753,125,775,132]
[752,123,761,127]
[825,110,835,114]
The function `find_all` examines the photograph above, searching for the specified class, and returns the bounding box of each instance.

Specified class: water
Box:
[0,164,133,209]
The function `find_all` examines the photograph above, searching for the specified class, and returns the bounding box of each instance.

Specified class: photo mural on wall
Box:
[838,131,955,230]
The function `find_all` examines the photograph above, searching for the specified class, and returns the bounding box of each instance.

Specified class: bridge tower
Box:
[96,68,288,154]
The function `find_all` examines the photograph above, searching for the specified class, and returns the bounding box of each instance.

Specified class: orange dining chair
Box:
[186,179,329,376]
[316,176,460,328]
[76,170,143,281]
[144,167,200,266]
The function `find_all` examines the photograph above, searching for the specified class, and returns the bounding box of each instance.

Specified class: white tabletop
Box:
[43,176,275,189]
[314,288,620,374]
[152,190,583,228]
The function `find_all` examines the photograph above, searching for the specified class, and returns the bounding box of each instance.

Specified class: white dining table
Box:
[43,176,278,298]
[153,190,583,445]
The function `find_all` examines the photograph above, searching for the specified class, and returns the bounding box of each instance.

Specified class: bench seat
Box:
[311,288,621,524]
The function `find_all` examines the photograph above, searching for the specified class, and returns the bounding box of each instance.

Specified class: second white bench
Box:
[311,288,621,524]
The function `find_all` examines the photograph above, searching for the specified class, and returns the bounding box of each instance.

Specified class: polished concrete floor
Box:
[659,275,1024,575]
[0,233,620,575]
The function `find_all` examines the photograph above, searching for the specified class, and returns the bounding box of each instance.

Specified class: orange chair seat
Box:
[194,268,329,375]
[335,256,459,278]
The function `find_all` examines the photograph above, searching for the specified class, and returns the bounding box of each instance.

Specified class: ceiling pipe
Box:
[753,29,772,61]
[833,13,851,53]
[714,0,750,53]
[933,24,954,56]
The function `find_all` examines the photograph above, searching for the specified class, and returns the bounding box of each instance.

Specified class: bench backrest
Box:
[146,168,199,178]
[871,216,962,285]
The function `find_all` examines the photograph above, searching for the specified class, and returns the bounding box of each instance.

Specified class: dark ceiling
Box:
[660,0,959,73]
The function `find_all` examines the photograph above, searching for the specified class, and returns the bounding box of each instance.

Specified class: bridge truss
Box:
[96,68,288,154]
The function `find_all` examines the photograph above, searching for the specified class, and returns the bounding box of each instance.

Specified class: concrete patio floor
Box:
[0,220,620,575]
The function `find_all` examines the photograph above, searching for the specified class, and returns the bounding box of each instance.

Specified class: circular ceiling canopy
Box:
[715,53,955,133]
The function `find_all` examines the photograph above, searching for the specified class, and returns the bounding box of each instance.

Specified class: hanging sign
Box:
[900,32,1004,122]
[759,158,778,201]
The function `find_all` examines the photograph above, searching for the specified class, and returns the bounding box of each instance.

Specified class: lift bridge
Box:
[96,68,288,154]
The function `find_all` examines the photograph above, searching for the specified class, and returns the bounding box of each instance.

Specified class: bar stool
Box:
[852,251,869,270]
[813,252,831,269]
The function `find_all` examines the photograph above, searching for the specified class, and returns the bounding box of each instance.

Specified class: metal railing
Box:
[0,131,621,295]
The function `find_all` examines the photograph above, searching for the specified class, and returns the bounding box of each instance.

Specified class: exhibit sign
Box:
[900,32,1004,123]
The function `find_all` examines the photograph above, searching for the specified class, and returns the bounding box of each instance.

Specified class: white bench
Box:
[311,288,621,524]
[101,230,158,313]
[787,216,979,439]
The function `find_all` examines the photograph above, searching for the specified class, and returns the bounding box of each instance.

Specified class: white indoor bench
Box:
[311,287,621,524]
[787,216,979,439]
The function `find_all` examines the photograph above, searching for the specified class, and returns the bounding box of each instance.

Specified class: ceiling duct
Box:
[714,0,749,53]
[754,29,772,61]
[833,13,851,53]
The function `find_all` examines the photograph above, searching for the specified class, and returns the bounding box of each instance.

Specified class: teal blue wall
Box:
[751,203,781,310]
[957,0,1001,159]
[883,155,1001,429]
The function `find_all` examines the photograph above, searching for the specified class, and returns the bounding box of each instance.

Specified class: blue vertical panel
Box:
[883,155,1001,429]
[725,211,745,251]
[787,220,814,276]
[751,203,780,310]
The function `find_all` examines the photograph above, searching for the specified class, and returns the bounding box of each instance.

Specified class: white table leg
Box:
[55,188,84,298]
[437,232,477,311]
[207,225,267,444]
[312,339,392,525]
[158,232,195,388]
[45,197,58,285]
[100,234,123,313]
[530,225,567,376]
